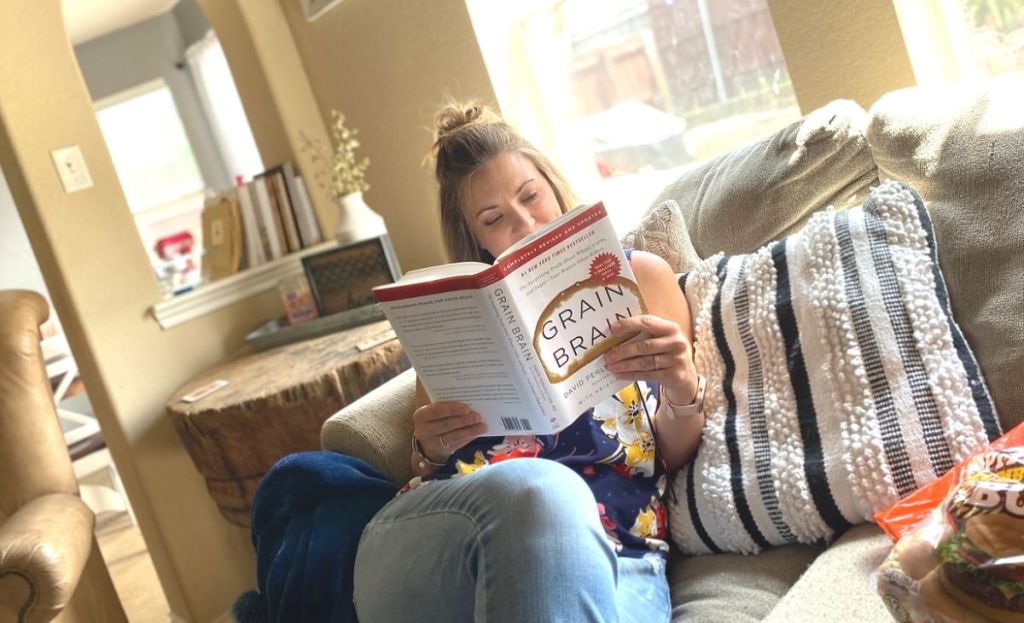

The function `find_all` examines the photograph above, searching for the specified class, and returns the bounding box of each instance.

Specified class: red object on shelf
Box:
[154,231,194,260]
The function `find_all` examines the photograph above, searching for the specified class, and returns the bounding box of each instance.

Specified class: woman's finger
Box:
[609,314,676,338]
[413,401,472,424]
[605,335,685,365]
[417,410,484,437]
[418,421,489,460]
[607,350,685,375]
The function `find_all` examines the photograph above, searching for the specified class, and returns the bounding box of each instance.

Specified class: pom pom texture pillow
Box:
[668,181,1001,555]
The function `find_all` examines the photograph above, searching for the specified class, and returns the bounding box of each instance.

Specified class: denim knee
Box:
[471,459,603,537]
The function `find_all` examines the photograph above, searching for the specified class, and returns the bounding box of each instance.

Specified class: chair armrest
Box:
[321,368,416,484]
[0,493,94,622]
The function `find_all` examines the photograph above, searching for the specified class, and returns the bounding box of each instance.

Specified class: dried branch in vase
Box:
[298,109,371,201]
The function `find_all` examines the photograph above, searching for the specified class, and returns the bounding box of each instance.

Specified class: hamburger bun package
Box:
[875,423,1024,622]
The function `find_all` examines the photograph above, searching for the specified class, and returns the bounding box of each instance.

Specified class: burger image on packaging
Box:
[876,448,1024,622]
[937,509,1024,622]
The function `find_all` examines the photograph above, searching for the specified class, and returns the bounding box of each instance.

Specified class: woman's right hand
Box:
[412,401,488,465]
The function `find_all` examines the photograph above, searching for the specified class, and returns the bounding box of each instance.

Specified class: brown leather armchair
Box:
[0,291,126,623]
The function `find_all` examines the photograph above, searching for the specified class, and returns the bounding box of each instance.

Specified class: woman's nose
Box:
[510,205,535,232]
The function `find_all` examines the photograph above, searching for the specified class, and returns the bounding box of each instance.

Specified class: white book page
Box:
[380,287,547,434]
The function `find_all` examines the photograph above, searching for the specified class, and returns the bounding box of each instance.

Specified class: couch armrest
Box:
[0,493,94,623]
[321,368,416,484]
[762,524,893,623]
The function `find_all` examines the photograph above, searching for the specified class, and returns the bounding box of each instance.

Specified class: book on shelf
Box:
[372,202,645,435]
[250,176,285,260]
[235,184,266,268]
[200,191,243,281]
[258,169,302,253]
[292,174,323,247]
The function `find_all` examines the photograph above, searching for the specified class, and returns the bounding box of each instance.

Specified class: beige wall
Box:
[0,3,279,621]
[767,0,917,113]
[199,0,339,237]
[278,0,497,270]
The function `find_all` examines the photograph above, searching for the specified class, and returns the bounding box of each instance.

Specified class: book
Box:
[292,175,323,247]
[373,202,645,435]
[200,192,242,281]
[235,184,266,268]
[258,167,302,252]
[250,178,285,260]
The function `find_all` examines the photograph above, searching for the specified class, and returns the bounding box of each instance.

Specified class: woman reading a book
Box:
[353,103,705,622]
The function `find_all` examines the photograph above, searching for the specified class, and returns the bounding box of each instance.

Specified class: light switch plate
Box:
[50,145,94,193]
[302,0,343,22]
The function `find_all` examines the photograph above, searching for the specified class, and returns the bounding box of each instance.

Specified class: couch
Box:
[0,290,127,623]
[321,75,1023,622]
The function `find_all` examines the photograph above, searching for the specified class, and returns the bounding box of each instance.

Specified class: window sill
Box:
[151,241,337,330]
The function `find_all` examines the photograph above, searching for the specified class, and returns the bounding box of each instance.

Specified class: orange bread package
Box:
[874,423,1024,623]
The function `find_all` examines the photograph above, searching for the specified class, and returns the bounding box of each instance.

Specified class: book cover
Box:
[292,175,323,247]
[200,192,243,282]
[250,178,285,260]
[373,202,644,435]
[235,184,266,268]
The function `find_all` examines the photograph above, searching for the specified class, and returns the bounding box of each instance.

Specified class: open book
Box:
[373,202,645,435]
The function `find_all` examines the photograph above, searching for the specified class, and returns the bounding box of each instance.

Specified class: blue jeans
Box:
[353,459,670,622]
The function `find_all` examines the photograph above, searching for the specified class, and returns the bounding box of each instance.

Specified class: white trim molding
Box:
[151,241,337,329]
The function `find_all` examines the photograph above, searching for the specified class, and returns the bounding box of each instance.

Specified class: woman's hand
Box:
[412,401,488,465]
[604,314,698,407]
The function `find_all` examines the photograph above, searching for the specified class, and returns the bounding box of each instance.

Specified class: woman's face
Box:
[463,151,562,258]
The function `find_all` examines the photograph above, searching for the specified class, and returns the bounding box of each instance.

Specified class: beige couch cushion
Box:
[668,541,824,623]
[621,199,703,274]
[867,75,1024,430]
[762,525,893,623]
[648,99,877,258]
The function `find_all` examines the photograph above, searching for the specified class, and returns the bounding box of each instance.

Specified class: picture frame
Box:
[302,235,402,316]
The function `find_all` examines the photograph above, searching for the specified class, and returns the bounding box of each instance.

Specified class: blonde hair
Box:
[431,102,577,263]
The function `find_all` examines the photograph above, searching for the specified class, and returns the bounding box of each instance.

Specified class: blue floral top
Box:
[403,381,669,559]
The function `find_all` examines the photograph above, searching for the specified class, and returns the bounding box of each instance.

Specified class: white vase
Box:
[335,191,387,244]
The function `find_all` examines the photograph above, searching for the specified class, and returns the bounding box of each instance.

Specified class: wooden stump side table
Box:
[166,320,409,527]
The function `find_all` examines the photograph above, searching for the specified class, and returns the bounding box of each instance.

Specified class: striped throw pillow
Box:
[668,181,1001,555]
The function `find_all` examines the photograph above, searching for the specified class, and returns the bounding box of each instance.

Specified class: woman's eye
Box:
[523,192,538,203]
[484,214,503,227]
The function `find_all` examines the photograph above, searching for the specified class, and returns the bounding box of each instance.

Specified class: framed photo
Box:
[302,235,402,316]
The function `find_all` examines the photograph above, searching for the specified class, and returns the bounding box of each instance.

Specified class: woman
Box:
[352,103,705,622]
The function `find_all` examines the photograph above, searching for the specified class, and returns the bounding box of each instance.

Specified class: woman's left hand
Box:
[604,314,697,405]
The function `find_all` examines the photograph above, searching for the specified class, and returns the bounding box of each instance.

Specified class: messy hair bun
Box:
[430,100,577,264]
[433,102,491,141]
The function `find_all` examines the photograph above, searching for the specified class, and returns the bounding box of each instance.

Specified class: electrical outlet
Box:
[50,145,94,193]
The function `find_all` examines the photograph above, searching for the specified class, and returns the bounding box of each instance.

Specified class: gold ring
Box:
[439,433,450,451]
[653,355,660,370]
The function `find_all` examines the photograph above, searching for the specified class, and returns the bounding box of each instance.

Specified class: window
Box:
[468,0,800,233]
[95,80,205,213]
[896,0,1024,85]
[95,80,206,292]
[958,0,1024,76]
[184,30,264,183]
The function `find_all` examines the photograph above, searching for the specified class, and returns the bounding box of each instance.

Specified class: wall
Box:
[73,9,230,192]
[174,0,212,49]
[0,2,286,620]
[766,0,916,113]
[278,0,498,270]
